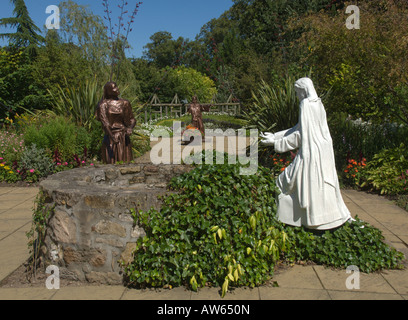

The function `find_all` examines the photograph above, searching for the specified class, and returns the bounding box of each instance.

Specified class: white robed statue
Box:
[261,77,352,230]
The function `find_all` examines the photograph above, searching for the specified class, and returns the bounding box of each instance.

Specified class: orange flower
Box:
[281,167,286,172]
[344,170,349,173]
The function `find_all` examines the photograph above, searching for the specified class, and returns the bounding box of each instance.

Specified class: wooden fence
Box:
[143,94,241,123]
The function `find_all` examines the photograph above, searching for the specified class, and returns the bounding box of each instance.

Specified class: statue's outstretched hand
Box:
[260,132,275,146]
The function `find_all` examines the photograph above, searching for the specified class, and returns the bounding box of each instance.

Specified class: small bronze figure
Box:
[186,95,213,137]
[96,82,136,164]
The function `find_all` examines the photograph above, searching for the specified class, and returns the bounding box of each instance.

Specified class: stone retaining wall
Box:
[39,163,192,285]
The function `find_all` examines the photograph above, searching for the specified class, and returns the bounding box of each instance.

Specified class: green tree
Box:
[0,47,49,121]
[291,0,408,121]
[0,0,44,53]
[143,31,193,70]
[58,0,110,81]
[156,66,217,103]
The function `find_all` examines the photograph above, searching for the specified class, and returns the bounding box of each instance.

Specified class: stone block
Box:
[92,220,126,238]
[145,175,166,185]
[63,247,83,265]
[105,168,119,180]
[144,165,159,174]
[49,210,77,244]
[95,237,125,248]
[129,176,145,184]
[131,225,146,239]
[120,166,142,175]
[84,195,114,209]
[120,242,137,265]
[55,192,80,207]
[89,251,107,268]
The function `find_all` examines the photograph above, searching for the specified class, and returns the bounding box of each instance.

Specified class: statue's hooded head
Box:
[294,78,319,102]
[103,82,120,99]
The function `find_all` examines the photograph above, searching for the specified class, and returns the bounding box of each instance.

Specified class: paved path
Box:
[0,186,407,300]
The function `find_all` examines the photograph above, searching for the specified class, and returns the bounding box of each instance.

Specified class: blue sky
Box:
[0,0,234,58]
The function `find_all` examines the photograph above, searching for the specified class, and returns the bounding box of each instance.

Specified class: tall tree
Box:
[0,0,44,52]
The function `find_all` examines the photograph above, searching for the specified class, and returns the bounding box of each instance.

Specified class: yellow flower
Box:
[0,164,4,167]
[9,171,13,174]
[4,166,10,170]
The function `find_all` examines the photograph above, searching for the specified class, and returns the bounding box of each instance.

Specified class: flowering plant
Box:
[270,152,295,177]
[181,124,202,144]
[343,157,367,186]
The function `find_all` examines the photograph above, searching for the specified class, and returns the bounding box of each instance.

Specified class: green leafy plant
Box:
[23,115,91,163]
[0,161,20,183]
[283,218,405,273]
[26,190,54,279]
[19,144,55,179]
[47,77,102,131]
[130,131,151,158]
[244,76,298,134]
[361,144,408,195]
[123,152,287,297]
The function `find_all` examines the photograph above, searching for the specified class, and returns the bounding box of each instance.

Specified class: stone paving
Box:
[0,185,407,300]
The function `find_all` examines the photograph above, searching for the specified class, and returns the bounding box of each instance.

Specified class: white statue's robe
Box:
[272,78,351,230]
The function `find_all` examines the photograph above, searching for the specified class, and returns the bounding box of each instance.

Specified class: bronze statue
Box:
[96,82,136,164]
[186,95,213,137]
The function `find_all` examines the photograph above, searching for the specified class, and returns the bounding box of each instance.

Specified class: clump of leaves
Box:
[283,218,405,273]
[19,144,55,178]
[123,153,287,297]
[361,143,408,195]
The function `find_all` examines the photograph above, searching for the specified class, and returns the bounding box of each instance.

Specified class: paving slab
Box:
[0,207,34,220]
[380,269,408,295]
[190,287,224,300]
[259,287,331,300]
[313,265,398,294]
[0,287,56,300]
[272,265,323,290]
[121,287,192,300]
[327,290,404,300]
[0,229,31,281]
[51,286,126,300]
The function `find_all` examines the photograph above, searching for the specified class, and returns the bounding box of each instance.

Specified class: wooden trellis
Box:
[143,94,241,123]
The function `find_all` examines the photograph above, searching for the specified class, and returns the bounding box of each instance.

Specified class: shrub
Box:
[244,77,298,134]
[130,131,151,158]
[329,113,408,171]
[342,158,367,188]
[0,162,20,183]
[0,130,25,164]
[283,218,405,273]
[124,153,286,297]
[361,144,408,195]
[23,116,91,163]
[47,77,102,131]
[19,144,55,179]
